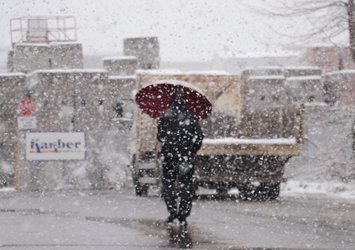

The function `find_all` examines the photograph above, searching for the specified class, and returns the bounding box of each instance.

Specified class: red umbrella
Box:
[135,80,212,120]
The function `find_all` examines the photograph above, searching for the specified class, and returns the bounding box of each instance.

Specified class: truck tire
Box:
[238,182,280,201]
[258,183,280,201]
[238,183,258,201]
[135,183,148,196]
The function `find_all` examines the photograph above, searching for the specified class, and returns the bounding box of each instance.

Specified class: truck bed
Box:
[200,137,300,156]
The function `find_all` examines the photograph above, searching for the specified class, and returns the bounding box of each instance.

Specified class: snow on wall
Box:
[14,70,134,191]
[285,105,355,183]
[247,75,285,80]
[286,76,322,81]
[203,137,296,145]
[108,75,136,80]
[103,56,137,61]
[281,180,355,200]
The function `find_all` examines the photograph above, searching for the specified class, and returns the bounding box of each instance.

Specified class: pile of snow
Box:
[136,69,182,75]
[0,161,13,175]
[102,56,137,61]
[203,137,297,145]
[28,68,108,77]
[281,180,355,200]
[0,187,15,192]
[136,69,228,75]
[109,75,136,80]
[285,106,355,189]
[209,181,355,200]
[0,73,25,77]
[286,75,322,81]
[325,69,355,76]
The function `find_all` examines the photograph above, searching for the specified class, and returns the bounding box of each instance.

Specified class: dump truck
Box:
[131,71,303,200]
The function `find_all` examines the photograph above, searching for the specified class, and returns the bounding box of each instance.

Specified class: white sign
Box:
[18,116,37,130]
[26,132,86,161]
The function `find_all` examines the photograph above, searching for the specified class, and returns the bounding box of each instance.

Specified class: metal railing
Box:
[10,16,77,48]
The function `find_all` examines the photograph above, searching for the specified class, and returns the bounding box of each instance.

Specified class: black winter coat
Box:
[157,97,204,163]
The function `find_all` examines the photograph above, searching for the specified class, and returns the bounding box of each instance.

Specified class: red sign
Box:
[18,98,36,116]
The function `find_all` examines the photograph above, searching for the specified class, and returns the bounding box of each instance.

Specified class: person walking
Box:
[157,94,204,227]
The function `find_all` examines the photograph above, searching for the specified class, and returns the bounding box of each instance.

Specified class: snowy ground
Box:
[0,187,354,249]
[281,180,355,200]
[3,178,355,201]
[194,180,355,201]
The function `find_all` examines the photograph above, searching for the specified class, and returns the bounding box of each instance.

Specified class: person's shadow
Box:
[167,224,193,248]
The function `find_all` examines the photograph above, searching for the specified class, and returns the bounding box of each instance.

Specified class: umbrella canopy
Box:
[135,80,212,119]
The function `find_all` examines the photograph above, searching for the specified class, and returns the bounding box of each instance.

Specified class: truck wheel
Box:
[238,182,280,201]
[266,183,280,200]
[135,184,148,196]
[238,184,258,201]
[257,183,280,201]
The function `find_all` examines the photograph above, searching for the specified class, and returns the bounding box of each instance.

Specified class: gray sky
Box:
[0,0,349,61]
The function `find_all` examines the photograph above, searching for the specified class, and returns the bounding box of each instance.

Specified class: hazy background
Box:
[0,0,348,70]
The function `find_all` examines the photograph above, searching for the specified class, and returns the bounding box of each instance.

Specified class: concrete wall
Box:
[284,67,322,78]
[103,57,137,76]
[72,70,111,131]
[323,70,355,106]
[0,73,26,185]
[28,71,76,131]
[243,67,284,78]
[285,76,324,103]
[242,67,324,110]
[285,105,355,183]
[244,76,289,110]
[222,55,301,74]
[282,70,355,184]
[27,69,110,130]
[17,70,132,191]
[10,43,84,73]
[301,46,355,73]
[26,69,111,132]
[49,43,83,69]
[107,76,136,122]
[123,37,160,69]
[7,50,14,73]
[18,129,131,191]
[13,44,50,73]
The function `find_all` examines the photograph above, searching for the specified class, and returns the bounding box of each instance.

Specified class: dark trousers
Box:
[161,158,195,221]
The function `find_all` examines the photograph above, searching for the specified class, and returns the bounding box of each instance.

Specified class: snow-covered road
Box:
[0,189,354,249]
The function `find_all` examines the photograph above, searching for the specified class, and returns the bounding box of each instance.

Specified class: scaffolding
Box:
[10,16,77,48]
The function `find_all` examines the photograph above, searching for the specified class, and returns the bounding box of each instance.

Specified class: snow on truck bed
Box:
[200,137,299,156]
[203,137,297,145]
